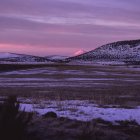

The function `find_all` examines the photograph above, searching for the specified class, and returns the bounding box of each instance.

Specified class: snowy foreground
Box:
[20,99,140,124]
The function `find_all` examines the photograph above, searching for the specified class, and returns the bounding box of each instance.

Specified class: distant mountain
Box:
[74,50,86,56]
[45,55,68,62]
[67,39,140,63]
[0,52,21,58]
[0,52,49,63]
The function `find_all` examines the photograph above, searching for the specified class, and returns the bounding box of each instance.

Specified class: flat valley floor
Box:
[0,63,140,120]
[0,63,140,105]
[0,63,140,140]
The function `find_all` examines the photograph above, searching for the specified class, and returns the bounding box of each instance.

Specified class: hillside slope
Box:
[67,40,140,63]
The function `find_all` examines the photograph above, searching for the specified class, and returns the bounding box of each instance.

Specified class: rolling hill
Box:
[0,52,49,63]
[67,39,140,64]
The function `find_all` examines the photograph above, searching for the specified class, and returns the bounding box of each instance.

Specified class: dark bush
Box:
[0,96,34,140]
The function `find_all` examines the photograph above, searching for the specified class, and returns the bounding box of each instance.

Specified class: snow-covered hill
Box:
[67,40,140,64]
[0,52,49,63]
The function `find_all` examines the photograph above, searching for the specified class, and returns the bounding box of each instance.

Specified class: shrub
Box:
[76,122,104,140]
[0,96,33,140]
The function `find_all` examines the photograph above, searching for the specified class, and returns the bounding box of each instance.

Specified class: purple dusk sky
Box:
[0,0,140,56]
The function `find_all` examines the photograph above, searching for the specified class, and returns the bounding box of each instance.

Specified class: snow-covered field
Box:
[19,99,140,124]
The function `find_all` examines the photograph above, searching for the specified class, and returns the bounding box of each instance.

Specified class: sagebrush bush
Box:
[0,96,34,140]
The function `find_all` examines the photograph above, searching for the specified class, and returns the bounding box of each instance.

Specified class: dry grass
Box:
[30,116,140,140]
[0,63,140,107]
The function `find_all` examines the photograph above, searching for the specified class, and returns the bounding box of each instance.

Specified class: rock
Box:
[42,112,57,118]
